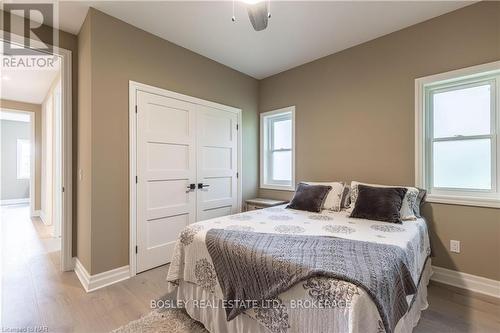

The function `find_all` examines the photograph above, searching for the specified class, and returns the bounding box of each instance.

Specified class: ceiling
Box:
[58,1,471,79]
[0,44,61,104]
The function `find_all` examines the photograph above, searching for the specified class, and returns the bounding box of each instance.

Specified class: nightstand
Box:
[245,198,289,211]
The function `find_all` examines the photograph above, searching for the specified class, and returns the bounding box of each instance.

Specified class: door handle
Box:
[198,183,210,189]
[186,183,196,193]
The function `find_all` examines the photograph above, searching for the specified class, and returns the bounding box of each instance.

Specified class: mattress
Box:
[166,205,432,333]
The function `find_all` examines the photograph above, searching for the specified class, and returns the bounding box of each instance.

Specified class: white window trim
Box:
[16,139,31,180]
[415,60,500,208]
[260,106,296,191]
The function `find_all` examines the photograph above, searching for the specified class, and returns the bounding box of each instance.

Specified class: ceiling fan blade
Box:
[247,2,269,31]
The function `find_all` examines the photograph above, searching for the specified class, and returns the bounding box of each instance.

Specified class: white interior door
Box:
[196,105,239,221]
[137,91,196,273]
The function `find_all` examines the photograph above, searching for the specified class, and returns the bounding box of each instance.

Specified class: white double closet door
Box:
[136,91,239,273]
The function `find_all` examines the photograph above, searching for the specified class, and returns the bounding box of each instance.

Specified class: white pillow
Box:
[304,181,345,212]
[348,181,419,220]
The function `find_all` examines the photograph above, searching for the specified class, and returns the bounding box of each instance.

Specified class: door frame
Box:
[0,108,34,212]
[128,81,242,276]
[1,30,73,272]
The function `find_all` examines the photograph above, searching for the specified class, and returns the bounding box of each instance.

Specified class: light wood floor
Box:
[1,204,499,332]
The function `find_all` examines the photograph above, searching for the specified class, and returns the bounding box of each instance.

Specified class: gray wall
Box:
[70,3,497,280]
[78,9,259,274]
[1,119,31,201]
[259,1,500,280]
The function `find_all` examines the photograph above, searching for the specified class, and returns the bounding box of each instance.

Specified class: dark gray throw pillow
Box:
[350,185,408,224]
[286,183,332,213]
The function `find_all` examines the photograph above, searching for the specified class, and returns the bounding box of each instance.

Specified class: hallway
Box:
[2,203,60,328]
[0,203,169,332]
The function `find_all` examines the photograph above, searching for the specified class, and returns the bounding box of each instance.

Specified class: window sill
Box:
[260,184,296,192]
[426,194,500,209]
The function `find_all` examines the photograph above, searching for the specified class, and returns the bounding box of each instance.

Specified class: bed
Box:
[166,205,432,333]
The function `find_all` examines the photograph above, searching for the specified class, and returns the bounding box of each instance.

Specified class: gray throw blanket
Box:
[206,229,417,333]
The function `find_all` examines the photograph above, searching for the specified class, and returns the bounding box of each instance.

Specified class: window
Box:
[17,139,31,180]
[416,61,500,208]
[260,106,295,190]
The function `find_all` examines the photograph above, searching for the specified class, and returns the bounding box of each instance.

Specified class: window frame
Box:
[260,106,296,191]
[16,138,31,180]
[415,61,500,208]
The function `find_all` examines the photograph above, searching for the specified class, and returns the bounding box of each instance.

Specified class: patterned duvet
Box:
[166,205,431,333]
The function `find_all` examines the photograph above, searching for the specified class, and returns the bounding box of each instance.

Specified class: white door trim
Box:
[129,81,242,276]
[1,30,73,272]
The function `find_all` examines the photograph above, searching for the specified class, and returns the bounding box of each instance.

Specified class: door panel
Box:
[137,91,196,273]
[202,206,232,220]
[203,177,233,202]
[146,215,188,248]
[147,143,189,171]
[146,180,191,219]
[136,90,239,273]
[202,146,232,170]
[196,105,238,221]
[146,104,190,138]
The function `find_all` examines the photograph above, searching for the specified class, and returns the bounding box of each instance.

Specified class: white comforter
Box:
[166,205,431,333]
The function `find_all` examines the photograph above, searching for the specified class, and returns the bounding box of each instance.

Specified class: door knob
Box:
[198,183,210,189]
[186,184,196,193]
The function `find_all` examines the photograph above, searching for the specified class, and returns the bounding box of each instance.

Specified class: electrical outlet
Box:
[450,240,460,253]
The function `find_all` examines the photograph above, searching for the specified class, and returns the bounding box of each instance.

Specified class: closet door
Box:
[136,91,196,273]
[196,105,239,220]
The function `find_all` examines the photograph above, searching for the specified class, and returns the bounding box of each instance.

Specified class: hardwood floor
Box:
[416,282,500,333]
[1,204,170,332]
[1,204,499,332]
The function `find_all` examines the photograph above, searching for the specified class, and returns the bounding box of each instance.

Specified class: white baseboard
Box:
[32,210,41,217]
[431,265,500,299]
[0,198,29,205]
[74,258,130,292]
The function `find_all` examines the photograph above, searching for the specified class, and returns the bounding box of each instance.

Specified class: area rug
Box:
[111,309,208,333]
